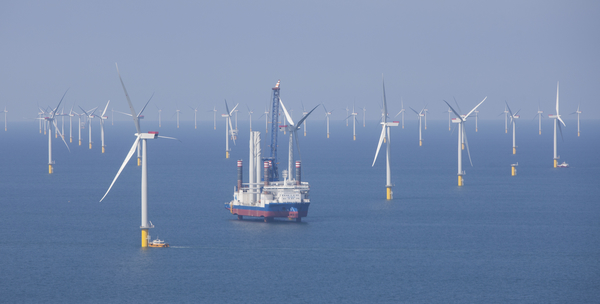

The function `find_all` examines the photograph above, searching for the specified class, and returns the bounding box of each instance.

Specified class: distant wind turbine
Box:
[549,82,566,168]
[39,90,71,174]
[223,100,238,158]
[505,101,520,154]
[571,103,582,137]
[323,105,333,138]
[409,104,427,146]
[533,103,544,135]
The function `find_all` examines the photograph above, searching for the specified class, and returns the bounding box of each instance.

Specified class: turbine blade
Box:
[465,97,487,118]
[557,120,564,141]
[100,135,141,202]
[224,99,230,116]
[157,135,180,142]
[409,107,419,115]
[78,106,90,117]
[294,130,301,161]
[115,63,141,134]
[381,76,388,122]
[53,120,70,152]
[51,89,69,119]
[463,128,473,167]
[228,118,236,145]
[372,125,386,166]
[296,104,319,129]
[229,103,239,116]
[453,97,463,115]
[101,100,111,117]
[558,116,566,127]
[279,97,295,126]
[137,93,154,117]
[443,100,463,121]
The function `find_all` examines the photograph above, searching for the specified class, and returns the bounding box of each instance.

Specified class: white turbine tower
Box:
[409,105,427,146]
[474,110,479,132]
[345,106,350,127]
[247,105,254,132]
[500,105,509,133]
[344,103,359,140]
[323,105,333,138]
[505,102,520,154]
[175,107,181,128]
[446,107,452,131]
[189,106,198,129]
[100,63,178,248]
[279,98,319,176]
[79,106,99,150]
[301,102,308,136]
[73,110,85,146]
[362,107,366,127]
[3,106,8,131]
[68,106,74,143]
[223,100,238,158]
[549,82,566,167]
[394,99,405,129]
[210,106,217,130]
[533,103,544,135]
[40,90,71,174]
[372,76,399,200]
[262,106,269,134]
[156,105,163,128]
[99,100,110,153]
[571,103,582,137]
[423,107,428,130]
[444,97,487,187]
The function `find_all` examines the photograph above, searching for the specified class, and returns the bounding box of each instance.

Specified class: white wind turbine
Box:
[394,98,405,129]
[262,105,269,134]
[549,82,566,168]
[344,103,359,140]
[40,90,71,174]
[446,107,452,131]
[474,110,479,132]
[423,107,428,130]
[68,106,74,143]
[444,96,487,187]
[210,106,217,130]
[409,105,427,146]
[505,102,520,155]
[571,103,582,137]
[362,107,366,127]
[72,109,85,146]
[223,100,239,159]
[247,105,254,132]
[98,100,110,153]
[79,106,99,149]
[279,98,319,176]
[100,63,178,248]
[175,107,181,128]
[345,106,350,127]
[189,105,198,129]
[323,105,333,138]
[533,103,544,135]
[500,105,509,133]
[372,76,399,200]
[301,102,308,136]
[156,105,163,128]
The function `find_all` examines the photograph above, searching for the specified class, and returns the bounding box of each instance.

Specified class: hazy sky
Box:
[1,0,598,122]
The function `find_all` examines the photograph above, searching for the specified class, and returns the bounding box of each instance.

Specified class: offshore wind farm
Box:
[1,1,599,303]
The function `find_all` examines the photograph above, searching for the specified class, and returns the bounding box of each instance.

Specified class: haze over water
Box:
[1,119,598,303]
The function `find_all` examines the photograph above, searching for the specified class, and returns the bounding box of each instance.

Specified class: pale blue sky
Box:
[1,0,598,122]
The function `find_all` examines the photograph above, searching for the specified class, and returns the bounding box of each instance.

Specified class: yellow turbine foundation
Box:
[476,128,478,132]
[539,130,541,135]
[226,151,230,159]
[141,229,148,248]
[327,133,329,139]
[40,129,42,134]
[70,137,72,143]
[55,133,58,138]
[89,143,92,149]
[511,166,516,176]
[79,140,81,146]
[137,157,141,166]
[304,131,306,136]
[353,135,356,141]
[419,140,422,147]
[578,132,580,137]
[458,175,463,186]
[554,159,557,168]
[462,143,465,150]
[386,187,392,200]
[102,146,105,153]
[513,147,516,154]
[48,164,53,174]
[505,129,507,133]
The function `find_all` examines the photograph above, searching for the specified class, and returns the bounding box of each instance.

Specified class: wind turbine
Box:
[394,98,405,129]
[444,96,487,186]
[323,105,333,138]
[99,100,110,153]
[189,106,198,129]
[3,106,7,131]
[549,82,566,167]
[474,110,479,132]
[301,102,308,136]
[209,106,217,130]
[156,105,163,128]
[571,103,582,137]
[100,63,178,248]
[279,98,319,176]
[68,106,74,143]
[372,76,400,200]
[345,106,350,126]
[446,107,452,131]
[423,107,428,130]
[262,105,269,134]
[78,106,99,149]
[39,90,71,174]
[223,100,238,158]
[533,103,544,135]
[362,107,366,127]
[505,101,520,154]
[247,105,254,132]
[409,104,427,146]
[72,110,85,145]
[344,103,359,140]
[175,107,181,128]
[500,105,509,133]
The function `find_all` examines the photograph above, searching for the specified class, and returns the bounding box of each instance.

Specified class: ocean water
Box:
[0,118,598,303]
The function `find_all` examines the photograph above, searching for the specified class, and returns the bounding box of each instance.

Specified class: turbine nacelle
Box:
[136,132,159,139]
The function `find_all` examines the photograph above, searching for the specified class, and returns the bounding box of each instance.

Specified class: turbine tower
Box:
[323,105,333,138]
[423,107,428,130]
[444,97,487,186]
[394,99,405,129]
[500,105,509,133]
[474,110,479,132]
[247,105,254,132]
[279,98,319,176]
[99,100,110,153]
[549,82,566,167]
[100,63,178,248]
[362,107,366,127]
[79,106,98,150]
[68,106,74,143]
[3,106,7,131]
[189,106,198,129]
[210,106,217,130]
[114,96,153,166]
[533,103,544,135]
[301,102,308,136]
[505,102,520,154]
[372,76,399,200]
[156,105,163,128]
[571,103,581,137]
[446,107,452,131]
[409,105,427,146]
[344,103,358,140]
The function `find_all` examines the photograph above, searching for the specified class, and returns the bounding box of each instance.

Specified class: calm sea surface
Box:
[1,118,598,303]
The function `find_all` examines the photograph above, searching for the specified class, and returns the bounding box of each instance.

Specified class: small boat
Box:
[148,237,169,248]
[557,162,569,168]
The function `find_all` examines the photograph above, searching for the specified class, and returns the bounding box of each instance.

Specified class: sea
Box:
[0,117,598,303]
